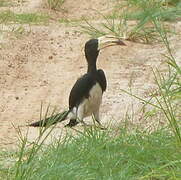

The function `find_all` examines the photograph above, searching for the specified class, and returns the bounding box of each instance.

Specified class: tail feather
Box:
[29,110,69,127]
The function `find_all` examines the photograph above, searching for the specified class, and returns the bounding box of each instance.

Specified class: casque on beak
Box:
[97,35,126,50]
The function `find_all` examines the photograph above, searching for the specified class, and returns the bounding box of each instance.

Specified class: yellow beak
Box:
[97,35,126,50]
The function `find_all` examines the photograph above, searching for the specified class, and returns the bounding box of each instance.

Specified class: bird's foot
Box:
[64,119,79,127]
[95,121,107,130]
[99,126,107,130]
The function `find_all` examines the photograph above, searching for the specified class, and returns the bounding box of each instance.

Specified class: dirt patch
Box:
[0,1,181,149]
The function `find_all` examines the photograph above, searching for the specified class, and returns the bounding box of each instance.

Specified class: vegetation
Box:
[1,125,180,180]
[44,0,65,10]
[0,0,13,7]
[0,0,180,179]
[122,18,181,145]
[0,10,49,24]
[81,0,181,43]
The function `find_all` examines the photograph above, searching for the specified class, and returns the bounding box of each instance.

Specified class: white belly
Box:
[82,82,103,117]
[68,83,103,120]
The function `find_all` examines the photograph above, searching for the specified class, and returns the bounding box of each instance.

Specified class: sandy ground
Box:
[0,0,181,149]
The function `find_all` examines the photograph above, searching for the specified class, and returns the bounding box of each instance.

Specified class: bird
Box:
[29,35,126,128]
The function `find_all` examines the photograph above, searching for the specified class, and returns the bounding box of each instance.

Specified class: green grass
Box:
[1,126,180,180]
[59,17,84,27]
[121,17,181,145]
[0,10,49,24]
[0,0,6,7]
[123,0,181,21]
[0,150,17,179]
[81,0,181,43]
[45,0,65,10]
[0,0,13,7]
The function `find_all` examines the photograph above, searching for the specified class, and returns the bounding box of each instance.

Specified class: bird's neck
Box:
[85,51,99,73]
[87,61,97,73]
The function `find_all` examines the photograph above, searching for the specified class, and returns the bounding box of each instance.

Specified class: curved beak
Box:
[97,35,126,50]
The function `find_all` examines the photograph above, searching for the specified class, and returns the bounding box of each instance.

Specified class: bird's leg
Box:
[65,108,79,127]
[76,105,87,126]
[93,109,101,125]
[65,119,79,127]
[93,110,106,130]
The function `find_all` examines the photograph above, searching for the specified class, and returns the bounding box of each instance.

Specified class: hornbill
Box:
[29,36,126,128]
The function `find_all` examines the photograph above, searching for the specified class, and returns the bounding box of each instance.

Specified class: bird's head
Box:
[84,35,126,62]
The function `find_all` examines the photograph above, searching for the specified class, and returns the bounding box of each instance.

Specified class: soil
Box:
[0,0,180,150]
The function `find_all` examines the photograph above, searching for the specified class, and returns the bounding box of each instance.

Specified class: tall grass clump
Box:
[9,104,66,179]
[81,0,181,43]
[121,17,180,144]
[153,19,180,144]
[122,0,181,42]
